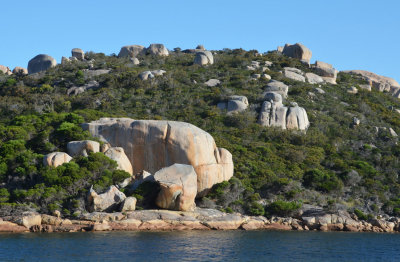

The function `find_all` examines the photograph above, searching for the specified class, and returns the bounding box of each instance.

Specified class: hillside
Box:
[1,43,400,221]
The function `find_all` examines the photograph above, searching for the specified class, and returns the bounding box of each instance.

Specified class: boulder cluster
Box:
[118,43,169,58]
[44,118,234,213]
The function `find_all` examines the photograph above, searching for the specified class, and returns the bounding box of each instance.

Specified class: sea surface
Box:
[0,231,399,261]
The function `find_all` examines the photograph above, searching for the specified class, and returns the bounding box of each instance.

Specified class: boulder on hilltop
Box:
[28,54,57,74]
[282,43,312,64]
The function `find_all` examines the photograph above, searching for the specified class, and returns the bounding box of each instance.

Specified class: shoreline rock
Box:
[2,208,400,233]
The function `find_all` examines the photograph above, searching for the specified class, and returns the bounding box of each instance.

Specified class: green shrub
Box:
[266,200,302,217]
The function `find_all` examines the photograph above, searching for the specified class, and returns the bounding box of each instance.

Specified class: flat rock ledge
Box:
[1,208,400,233]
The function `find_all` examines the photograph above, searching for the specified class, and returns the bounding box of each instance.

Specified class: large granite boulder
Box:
[342,70,400,97]
[120,196,137,212]
[284,67,305,82]
[43,152,72,168]
[194,51,214,65]
[306,72,324,84]
[27,54,57,74]
[282,43,312,63]
[0,65,12,75]
[118,45,146,58]
[265,80,289,98]
[217,95,248,113]
[82,118,234,196]
[314,61,338,84]
[71,48,85,60]
[258,93,309,130]
[67,140,100,157]
[12,67,28,75]
[104,147,133,175]
[147,44,169,56]
[154,164,197,211]
[87,185,126,212]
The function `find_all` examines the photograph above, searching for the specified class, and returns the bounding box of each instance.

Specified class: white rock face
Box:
[306,73,324,84]
[282,43,312,63]
[87,186,126,212]
[258,93,309,131]
[264,80,289,98]
[138,70,166,80]
[194,51,214,65]
[120,197,137,212]
[147,44,169,56]
[43,152,72,167]
[67,140,100,157]
[71,48,85,60]
[82,118,234,196]
[104,147,133,175]
[28,54,57,74]
[118,45,146,58]
[347,86,358,94]
[12,67,28,75]
[218,95,249,113]
[154,164,197,211]
[284,68,305,82]
[204,79,221,87]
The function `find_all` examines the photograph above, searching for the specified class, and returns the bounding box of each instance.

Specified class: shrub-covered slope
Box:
[1,48,400,218]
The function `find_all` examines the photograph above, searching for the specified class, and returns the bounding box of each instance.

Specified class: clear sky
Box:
[1,0,399,82]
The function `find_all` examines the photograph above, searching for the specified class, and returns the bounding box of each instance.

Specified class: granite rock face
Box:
[313,61,338,84]
[67,140,100,157]
[258,93,309,130]
[194,51,214,65]
[0,65,12,75]
[12,67,28,75]
[87,185,126,212]
[118,45,146,58]
[82,118,234,196]
[154,164,197,211]
[71,48,85,60]
[264,80,289,98]
[282,43,312,63]
[217,95,248,113]
[147,44,169,56]
[104,147,133,175]
[28,54,57,74]
[43,152,72,167]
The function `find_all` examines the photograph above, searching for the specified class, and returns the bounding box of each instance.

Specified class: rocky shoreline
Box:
[1,208,399,233]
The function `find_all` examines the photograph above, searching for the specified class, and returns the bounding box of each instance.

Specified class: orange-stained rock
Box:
[82,118,234,195]
[0,220,28,232]
[242,219,265,230]
[264,223,292,231]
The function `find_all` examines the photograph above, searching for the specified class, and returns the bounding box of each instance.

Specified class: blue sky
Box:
[2,0,399,82]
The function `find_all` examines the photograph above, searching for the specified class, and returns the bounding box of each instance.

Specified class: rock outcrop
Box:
[313,61,338,84]
[147,44,169,56]
[305,72,324,84]
[67,140,100,157]
[43,152,72,167]
[264,80,289,98]
[194,51,214,66]
[139,70,166,80]
[342,70,400,97]
[154,164,197,211]
[104,147,133,175]
[204,79,220,87]
[27,54,57,74]
[282,43,312,64]
[120,197,137,212]
[0,65,12,75]
[284,67,305,82]
[12,67,28,75]
[82,118,234,196]
[217,95,249,113]
[87,185,126,212]
[71,48,85,60]
[118,45,146,58]
[67,80,100,96]
[258,92,309,130]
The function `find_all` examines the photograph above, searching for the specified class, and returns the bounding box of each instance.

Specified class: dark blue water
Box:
[0,231,399,261]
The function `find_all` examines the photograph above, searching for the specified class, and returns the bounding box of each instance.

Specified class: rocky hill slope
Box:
[1,43,400,223]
